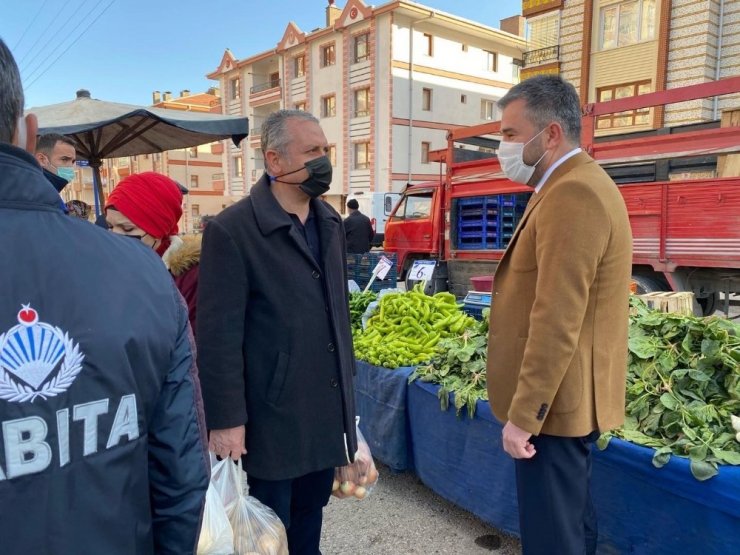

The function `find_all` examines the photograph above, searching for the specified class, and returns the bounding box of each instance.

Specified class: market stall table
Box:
[407,380,740,555]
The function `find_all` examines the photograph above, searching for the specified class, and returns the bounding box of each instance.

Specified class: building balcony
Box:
[522,45,560,67]
[249,81,282,108]
[250,79,281,94]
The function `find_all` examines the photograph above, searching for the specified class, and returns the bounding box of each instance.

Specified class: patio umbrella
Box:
[30,89,248,215]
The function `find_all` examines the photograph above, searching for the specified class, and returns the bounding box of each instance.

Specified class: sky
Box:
[2,0,522,109]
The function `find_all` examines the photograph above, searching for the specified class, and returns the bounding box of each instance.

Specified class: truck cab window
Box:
[394,192,432,220]
[407,193,432,219]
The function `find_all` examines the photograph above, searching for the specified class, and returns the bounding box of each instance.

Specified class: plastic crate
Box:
[458,222,485,232]
[346,252,398,292]
[456,238,487,250]
[458,196,487,207]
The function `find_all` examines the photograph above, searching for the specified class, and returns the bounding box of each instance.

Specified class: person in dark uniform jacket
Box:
[343,198,375,253]
[0,38,209,555]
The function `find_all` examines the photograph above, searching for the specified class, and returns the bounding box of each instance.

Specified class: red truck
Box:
[384,77,740,315]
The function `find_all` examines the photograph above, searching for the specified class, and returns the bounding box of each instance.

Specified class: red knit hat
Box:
[106,172,183,251]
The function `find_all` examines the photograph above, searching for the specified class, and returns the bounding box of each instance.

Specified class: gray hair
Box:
[0,38,24,144]
[498,75,581,145]
[260,109,319,156]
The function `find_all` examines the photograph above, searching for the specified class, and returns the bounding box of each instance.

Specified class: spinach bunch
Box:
[409,309,490,418]
[599,297,740,480]
[349,291,377,333]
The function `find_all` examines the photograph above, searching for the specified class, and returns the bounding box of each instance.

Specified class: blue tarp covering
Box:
[407,380,740,554]
[353,361,415,471]
[407,380,520,536]
[591,435,740,554]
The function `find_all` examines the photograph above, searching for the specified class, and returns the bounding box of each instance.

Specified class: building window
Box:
[321,95,336,118]
[422,88,432,111]
[191,204,200,217]
[233,155,243,177]
[294,54,306,77]
[295,101,306,111]
[354,33,369,63]
[269,72,280,87]
[189,146,198,158]
[526,11,560,50]
[354,142,370,170]
[462,43,468,52]
[423,33,433,56]
[461,94,467,104]
[321,43,336,67]
[190,175,199,188]
[596,81,652,128]
[481,99,497,121]
[485,51,498,72]
[354,88,370,117]
[421,142,431,164]
[327,144,337,166]
[600,0,656,50]
[230,77,240,100]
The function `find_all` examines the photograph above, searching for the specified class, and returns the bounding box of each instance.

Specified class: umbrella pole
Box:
[90,160,105,217]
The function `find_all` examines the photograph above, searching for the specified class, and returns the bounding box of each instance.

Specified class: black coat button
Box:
[312,270,320,279]
[330,378,339,387]
[327,343,335,352]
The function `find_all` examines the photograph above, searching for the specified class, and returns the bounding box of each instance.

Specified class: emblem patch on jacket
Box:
[0,305,84,403]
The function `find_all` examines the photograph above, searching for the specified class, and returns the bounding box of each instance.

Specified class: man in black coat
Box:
[197,109,358,555]
[344,198,375,253]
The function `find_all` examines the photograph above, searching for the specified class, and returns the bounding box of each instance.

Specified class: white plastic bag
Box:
[225,459,289,555]
[197,459,234,555]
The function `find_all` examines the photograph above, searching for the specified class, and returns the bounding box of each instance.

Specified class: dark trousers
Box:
[514,431,600,555]
[247,467,335,555]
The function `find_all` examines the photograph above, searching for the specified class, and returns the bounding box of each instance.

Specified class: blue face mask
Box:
[56,166,76,183]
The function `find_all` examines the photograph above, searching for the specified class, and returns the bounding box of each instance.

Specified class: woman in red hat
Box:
[105,171,201,333]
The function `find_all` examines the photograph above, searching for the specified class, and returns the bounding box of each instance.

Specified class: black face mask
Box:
[272,155,332,198]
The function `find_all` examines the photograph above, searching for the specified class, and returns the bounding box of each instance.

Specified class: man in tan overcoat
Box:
[486,75,632,555]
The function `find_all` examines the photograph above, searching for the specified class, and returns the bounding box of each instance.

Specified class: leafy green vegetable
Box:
[599,297,740,481]
[408,309,490,418]
[349,291,377,333]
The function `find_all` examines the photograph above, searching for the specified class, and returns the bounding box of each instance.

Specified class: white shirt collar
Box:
[534,147,582,193]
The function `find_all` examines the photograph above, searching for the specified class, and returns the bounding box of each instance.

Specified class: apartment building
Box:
[207,0,526,210]
[520,0,739,133]
[63,89,238,232]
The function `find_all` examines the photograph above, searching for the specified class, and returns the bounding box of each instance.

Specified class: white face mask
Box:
[497,128,548,185]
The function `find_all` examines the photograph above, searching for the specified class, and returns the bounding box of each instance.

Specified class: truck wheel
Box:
[697,293,717,316]
[631,275,667,294]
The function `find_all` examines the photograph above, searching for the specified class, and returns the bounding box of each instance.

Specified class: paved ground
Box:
[320,463,521,555]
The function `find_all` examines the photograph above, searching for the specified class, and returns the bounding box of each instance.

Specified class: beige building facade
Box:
[521,0,739,131]
[208,0,526,211]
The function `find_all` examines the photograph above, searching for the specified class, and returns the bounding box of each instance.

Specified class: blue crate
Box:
[346,252,398,292]
[458,196,487,207]
[456,238,487,250]
[459,230,496,239]
[458,208,496,219]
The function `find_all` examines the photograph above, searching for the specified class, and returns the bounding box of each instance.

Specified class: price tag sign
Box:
[409,260,435,281]
[372,255,393,280]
